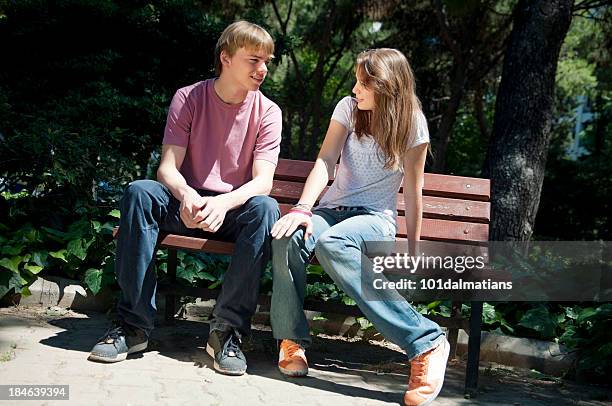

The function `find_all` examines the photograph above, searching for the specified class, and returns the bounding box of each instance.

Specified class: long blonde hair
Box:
[353,48,422,170]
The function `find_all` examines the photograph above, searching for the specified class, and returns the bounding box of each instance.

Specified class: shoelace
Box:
[223,331,242,357]
[408,354,427,387]
[284,342,305,359]
[100,323,125,346]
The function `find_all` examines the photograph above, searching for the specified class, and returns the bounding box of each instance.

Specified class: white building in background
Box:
[567,95,593,160]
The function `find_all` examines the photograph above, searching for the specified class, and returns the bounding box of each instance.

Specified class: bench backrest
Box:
[272,159,491,245]
[141,158,491,253]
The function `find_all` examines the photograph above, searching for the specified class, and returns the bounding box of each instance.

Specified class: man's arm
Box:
[196,159,276,232]
[157,144,206,229]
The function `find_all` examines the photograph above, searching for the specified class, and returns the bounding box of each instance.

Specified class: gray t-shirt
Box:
[316,96,430,228]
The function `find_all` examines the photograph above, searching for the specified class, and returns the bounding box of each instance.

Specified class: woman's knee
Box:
[272,228,305,256]
[314,231,347,260]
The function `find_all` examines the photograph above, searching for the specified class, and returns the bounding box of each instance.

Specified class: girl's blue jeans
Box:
[270,207,444,360]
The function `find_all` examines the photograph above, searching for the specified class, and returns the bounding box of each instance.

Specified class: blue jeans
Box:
[270,208,444,359]
[115,180,280,336]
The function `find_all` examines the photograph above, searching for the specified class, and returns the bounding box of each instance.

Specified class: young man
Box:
[88,21,282,376]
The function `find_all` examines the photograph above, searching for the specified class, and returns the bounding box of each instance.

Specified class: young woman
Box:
[269,48,449,406]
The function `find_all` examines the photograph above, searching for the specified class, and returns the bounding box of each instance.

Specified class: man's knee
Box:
[245,195,280,225]
[122,180,157,202]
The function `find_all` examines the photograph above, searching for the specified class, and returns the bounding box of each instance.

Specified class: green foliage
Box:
[0,211,117,298]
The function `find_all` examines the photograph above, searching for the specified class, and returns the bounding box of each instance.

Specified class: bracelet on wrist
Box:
[293,202,312,211]
[289,208,312,217]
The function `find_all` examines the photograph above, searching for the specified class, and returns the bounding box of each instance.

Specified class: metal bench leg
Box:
[447,301,461,359]
[164,248,177,324]
[465,301,483,397]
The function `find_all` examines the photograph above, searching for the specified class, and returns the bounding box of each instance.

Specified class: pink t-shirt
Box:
[163,79,282,193]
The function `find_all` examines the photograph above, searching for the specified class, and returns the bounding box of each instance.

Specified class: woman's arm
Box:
[402,143,429,246]
[271,120,349,239]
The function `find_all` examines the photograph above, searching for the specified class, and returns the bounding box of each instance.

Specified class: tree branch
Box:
[573,0,609,11]
[270,0,305,92]
[433,0,462,62]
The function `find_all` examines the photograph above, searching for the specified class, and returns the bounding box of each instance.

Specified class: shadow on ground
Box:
[36,311,612,406]
[41,314,408,403]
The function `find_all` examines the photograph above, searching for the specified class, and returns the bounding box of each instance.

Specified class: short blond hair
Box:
[214,21,275,76]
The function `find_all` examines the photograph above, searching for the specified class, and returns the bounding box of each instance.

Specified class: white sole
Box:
[206,343,246,376]
[278,365,308,377]
[88,341,148,363]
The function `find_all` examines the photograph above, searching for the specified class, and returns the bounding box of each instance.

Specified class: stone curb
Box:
[13,276,575,377]
[15,276,115,312]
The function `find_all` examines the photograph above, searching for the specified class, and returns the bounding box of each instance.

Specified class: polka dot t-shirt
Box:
[316,96,430,229]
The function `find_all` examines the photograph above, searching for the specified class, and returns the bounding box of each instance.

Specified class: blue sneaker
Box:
[88,321,148,363]
[206,328,247,375]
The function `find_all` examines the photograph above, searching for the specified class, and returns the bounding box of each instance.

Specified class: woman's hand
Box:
[271,212,314,240]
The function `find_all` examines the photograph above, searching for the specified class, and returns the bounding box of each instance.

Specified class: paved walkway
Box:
[0,306,610,406]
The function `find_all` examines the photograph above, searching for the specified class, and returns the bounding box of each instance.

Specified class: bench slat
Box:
[271,180,490,223]
[274,204,488,242]
[111,214,487,255]
[275,159,490,202]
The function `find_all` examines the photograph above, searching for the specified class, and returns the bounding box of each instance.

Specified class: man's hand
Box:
[271,212,313,240]
[179,190,207,229]
[196,194,232,232]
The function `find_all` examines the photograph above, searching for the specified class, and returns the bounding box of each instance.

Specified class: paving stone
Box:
[1,307,610,406]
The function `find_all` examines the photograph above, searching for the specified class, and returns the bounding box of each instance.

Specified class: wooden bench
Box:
[116,158,490,395]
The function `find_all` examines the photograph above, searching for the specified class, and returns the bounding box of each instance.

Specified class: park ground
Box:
[0,306,610,406]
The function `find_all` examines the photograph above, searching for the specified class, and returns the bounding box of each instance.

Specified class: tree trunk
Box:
[487,0,573,241]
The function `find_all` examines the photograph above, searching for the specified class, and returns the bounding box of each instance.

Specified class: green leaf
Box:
[565,306,579,320]
[91,221,101,233]
[1,244,24,256]
[100,222,115,234]
[8,273,27,293]
[356,317,373,330]
[49,249,68,262]
[41,226,68,239]
[306,265,324,276]
[519,306,558,338]
[342,296,356,306]
[208,280,222,290]
[198,271,216,282]
[67,239,87,261]
[482,303,497,325]
[20,286,31,297]
[0,256,23,273]
[427,300,442,309]
[109,209,120,218]
[0,284,10,300]
[24,264,43,274]
[578,307,597,321]
[31,251,48,267]
[84,268,103,295]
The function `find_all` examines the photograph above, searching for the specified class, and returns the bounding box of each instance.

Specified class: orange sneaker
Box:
[404,338,450,406]
[278,339,308,377]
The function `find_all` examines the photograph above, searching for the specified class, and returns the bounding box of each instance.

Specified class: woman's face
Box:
[352,70,376,111]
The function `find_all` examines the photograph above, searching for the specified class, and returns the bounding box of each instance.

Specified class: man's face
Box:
[221,47,273,91]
